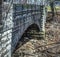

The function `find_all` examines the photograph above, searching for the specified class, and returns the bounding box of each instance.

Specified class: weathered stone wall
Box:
[0,0,47,57]
[0,2,13,57]
[12,4,41,52]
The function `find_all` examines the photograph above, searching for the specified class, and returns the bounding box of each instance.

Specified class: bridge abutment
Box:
[0,0,47,57]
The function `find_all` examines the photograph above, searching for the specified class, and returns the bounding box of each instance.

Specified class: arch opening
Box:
[13,24,40,53]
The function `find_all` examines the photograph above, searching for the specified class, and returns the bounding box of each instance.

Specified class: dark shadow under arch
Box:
[13,23,40,53]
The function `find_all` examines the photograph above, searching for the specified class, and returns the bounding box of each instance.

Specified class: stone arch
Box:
[13,23,40,53]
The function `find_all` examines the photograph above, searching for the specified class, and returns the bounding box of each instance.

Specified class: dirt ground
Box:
[45,12,60,44]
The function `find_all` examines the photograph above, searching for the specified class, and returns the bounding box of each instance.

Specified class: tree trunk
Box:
[50,1,55,19]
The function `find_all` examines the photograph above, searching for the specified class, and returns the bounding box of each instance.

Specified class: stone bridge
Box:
[0,0,47,57]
